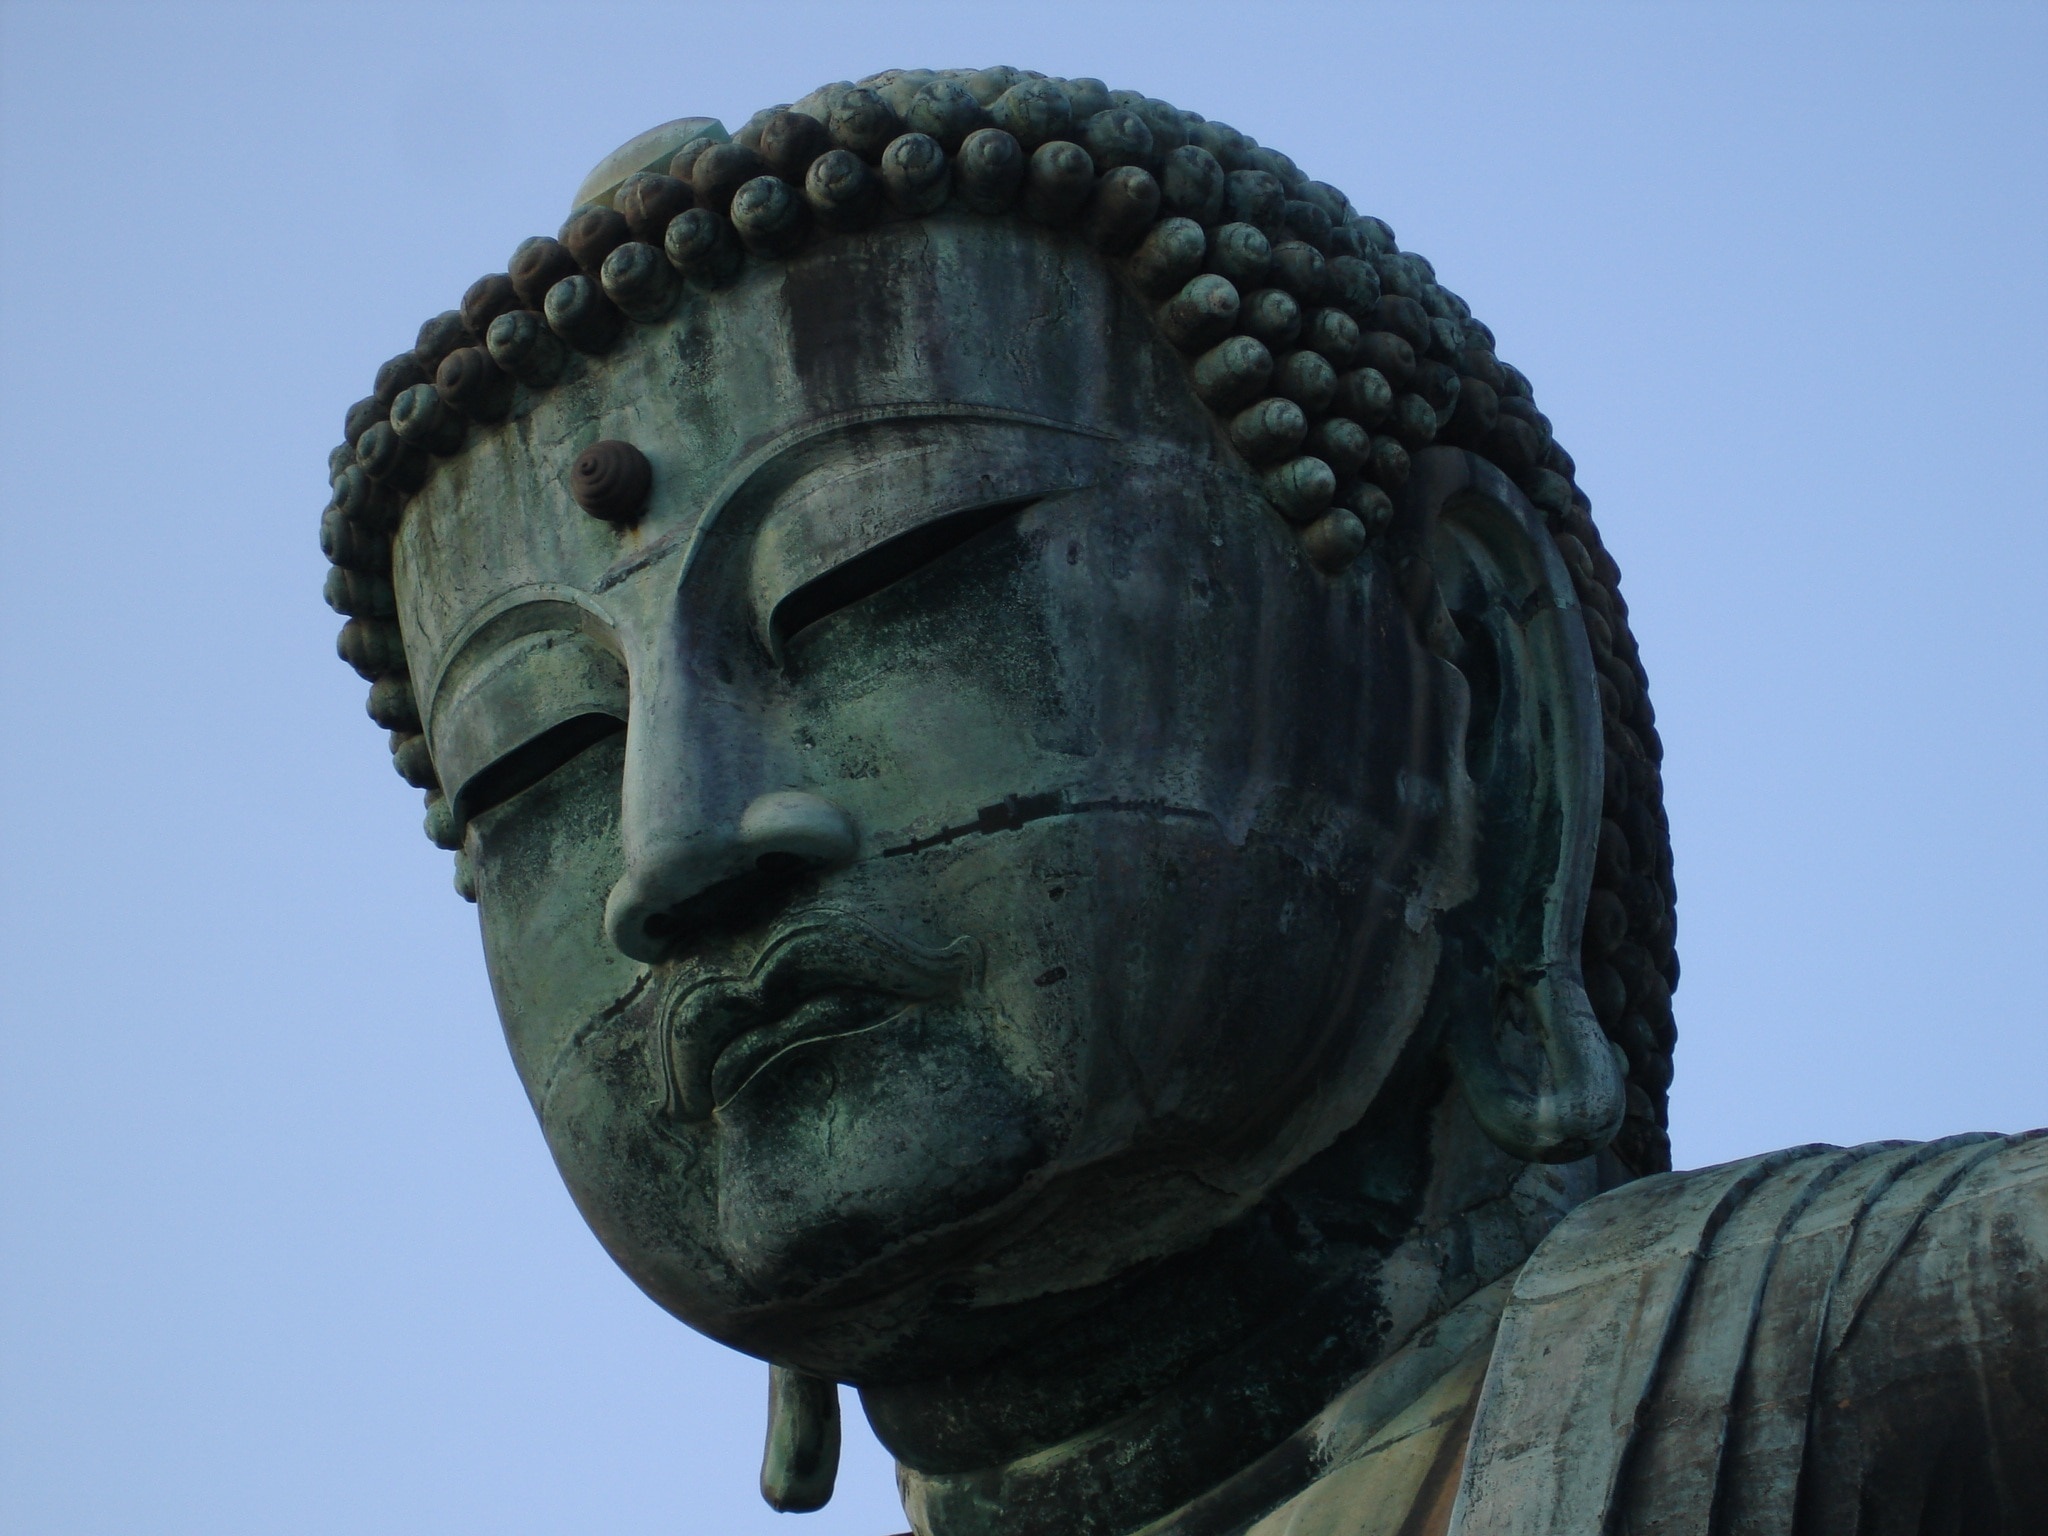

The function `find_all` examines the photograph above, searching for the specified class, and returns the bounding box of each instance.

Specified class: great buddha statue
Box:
[317,67,2047,1534]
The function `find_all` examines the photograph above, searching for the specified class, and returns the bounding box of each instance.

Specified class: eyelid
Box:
[429,629,628,817]
[769,495,1038,656]
[459,712,624,821]
[747,428,1100,660]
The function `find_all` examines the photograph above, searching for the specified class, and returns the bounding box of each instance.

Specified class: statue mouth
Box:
[707,985,910,1109]
[653,911,982,1123]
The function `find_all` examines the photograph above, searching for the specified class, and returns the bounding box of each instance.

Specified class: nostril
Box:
[607,793,858,961]
[634,854,823,952]
[737,791,858,869]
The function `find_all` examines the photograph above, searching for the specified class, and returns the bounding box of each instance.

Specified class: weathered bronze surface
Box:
[319,67,2046,1535]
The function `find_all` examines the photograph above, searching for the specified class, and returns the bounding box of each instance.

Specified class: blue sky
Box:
[2,4,2041,1532]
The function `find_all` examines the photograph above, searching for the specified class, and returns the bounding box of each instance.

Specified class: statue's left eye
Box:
[769,497,1035,654]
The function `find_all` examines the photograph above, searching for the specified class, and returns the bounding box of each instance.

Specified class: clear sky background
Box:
[1,3,2041,1533]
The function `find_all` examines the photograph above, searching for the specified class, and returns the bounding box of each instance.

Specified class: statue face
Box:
[394,220,1455,1375]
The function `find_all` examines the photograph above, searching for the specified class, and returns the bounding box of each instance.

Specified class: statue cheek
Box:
[712,1004,1053,1296]
[525,1019,724,1304]
[470,737,632,1103]
[1062,831,1361,1145]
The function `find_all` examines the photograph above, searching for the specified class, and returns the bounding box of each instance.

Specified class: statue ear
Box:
[1398,450,1626,1163]
[760,1364,840,1512]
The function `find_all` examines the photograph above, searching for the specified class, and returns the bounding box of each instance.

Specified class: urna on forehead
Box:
[318,63,1682,1178]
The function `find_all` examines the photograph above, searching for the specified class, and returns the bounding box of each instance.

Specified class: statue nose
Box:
[604,790,859,963]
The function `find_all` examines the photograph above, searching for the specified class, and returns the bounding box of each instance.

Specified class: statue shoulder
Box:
[1447,1131,2048,1536]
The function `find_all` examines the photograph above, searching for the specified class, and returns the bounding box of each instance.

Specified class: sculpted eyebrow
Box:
[594,409,1113,596]
[770,494,1035,651]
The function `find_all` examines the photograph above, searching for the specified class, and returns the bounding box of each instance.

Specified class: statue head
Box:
[321,68,1677,1400]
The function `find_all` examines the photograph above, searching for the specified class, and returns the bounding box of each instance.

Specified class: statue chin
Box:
[709,1000,1051,1297]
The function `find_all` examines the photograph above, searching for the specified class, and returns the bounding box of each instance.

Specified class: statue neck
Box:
[866,1093,1592,1536]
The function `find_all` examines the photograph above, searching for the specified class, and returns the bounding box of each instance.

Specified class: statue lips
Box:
[709,987,907,1111]
[655,913,982,1123]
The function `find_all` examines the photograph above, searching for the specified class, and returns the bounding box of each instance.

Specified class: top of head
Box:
[317,65,1678,1181]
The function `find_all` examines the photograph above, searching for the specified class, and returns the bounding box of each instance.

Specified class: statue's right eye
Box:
[459,712,625,820]
[769,497,1034,654]
[427,623,629,824]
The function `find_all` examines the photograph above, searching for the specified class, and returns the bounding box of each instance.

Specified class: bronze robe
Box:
[1452,1132,2048,1534]
[1190,1133,2046,1536]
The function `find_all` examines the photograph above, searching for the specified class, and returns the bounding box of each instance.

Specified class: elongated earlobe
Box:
[1449,966,1626,1163]
[761,1363,841,1512]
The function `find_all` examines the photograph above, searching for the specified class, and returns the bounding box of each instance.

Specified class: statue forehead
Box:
[394,217,1173,671]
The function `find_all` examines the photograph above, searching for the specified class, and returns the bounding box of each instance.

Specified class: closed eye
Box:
[769,497,1034,655]
[457,712,625,821]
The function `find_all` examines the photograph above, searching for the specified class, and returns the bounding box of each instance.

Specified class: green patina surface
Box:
[320,67,2047,1536]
